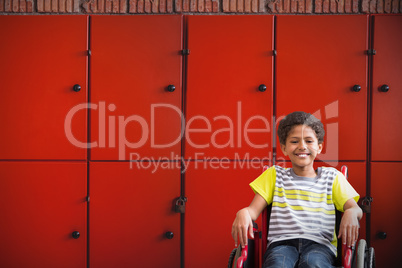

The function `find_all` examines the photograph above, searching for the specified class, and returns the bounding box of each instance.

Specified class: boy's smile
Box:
[295,153,310,158]
[280,124,323,177]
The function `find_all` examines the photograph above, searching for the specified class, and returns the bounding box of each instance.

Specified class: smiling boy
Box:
[232,111,362,268]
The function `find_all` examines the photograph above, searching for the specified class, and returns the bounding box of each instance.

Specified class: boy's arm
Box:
[231,193,267,248]
[338,198,363,247]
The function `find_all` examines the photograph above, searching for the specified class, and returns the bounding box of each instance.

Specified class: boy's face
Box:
[280,125,323,171]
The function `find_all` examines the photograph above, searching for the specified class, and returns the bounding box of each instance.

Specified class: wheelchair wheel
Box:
[367,247,375,268]
[228,248,237,268]
[356,239,367,268]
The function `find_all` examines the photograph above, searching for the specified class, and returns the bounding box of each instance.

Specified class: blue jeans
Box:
[263,239,335,268]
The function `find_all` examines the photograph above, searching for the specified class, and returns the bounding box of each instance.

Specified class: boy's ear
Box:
[317,143,323,154]
[280,144,288,156]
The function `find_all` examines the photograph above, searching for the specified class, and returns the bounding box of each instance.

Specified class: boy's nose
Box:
[298,142,307,150]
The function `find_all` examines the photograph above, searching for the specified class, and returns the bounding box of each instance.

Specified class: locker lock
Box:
[72,231,80,239]
[377,232,387,240]
[175,197,187,213]
[352,85,361,92]
[167,85,176,92]
[73,84,81,92]
[359,196,373,213]
[258,84,267,92]
[165,231,174,239]
[379,84,389,92]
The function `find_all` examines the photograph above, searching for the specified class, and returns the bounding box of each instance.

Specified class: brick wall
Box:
[0,0,400,14]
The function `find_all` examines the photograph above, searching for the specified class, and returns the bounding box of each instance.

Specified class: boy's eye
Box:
[306,140,313,143]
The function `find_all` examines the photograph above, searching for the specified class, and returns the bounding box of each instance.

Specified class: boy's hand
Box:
[338,199,363,247]
[231,208,254,248]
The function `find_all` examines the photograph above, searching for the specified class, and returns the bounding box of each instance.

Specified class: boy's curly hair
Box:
[278,111,325,145]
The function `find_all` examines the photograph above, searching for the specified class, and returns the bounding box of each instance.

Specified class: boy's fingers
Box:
[354,226,359,245]
[236,228,241,247]
[231,225,237,245]
[238,227,244,247]
[339,230,347,245]
[249,222,254,239]
[242,226,248,247]
[233,230,238,247]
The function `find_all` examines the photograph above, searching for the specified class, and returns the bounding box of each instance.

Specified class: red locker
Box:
[90,15,183,161]
[185,15,274,160]
[0,162,87,268]
[370,162,402,267]
[370,15,402,268]
[89,161,181,268]
[276,15,368,161]
[0,16,88,160]
[184,161,267,268]
[371,15,402,161]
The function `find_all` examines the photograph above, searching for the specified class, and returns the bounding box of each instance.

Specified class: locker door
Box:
[90,15,183,161]
[90,162,181,268]
[0,16,88,160]
[371,15,402,161]
[276,15,368,161]
[371,162,402,267]
[185,162,266,268]
[0,162,87,268]
[185,15,274,160]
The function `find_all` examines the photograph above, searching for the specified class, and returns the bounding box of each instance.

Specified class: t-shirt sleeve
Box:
[249,166,276,205]
[332,171,360,212]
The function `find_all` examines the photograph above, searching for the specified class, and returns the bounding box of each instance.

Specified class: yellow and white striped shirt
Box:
[250,165,359,255]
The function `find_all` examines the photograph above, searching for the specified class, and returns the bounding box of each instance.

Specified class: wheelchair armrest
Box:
[236,245,248,268]
[235,222,260,268]
[342,244,354,268]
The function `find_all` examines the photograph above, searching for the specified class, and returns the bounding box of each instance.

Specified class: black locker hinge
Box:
[88,49,92,56]
[182,49,190,55]
[359,196,373,213]
[366,49,376,55]
[86,196,90,202]
[273,49,277,56]
[174,196,188,213]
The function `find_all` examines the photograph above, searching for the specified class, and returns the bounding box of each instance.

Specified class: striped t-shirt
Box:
[250,165,359,255]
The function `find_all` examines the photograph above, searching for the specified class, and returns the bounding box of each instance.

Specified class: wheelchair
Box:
[228,166,375,268]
